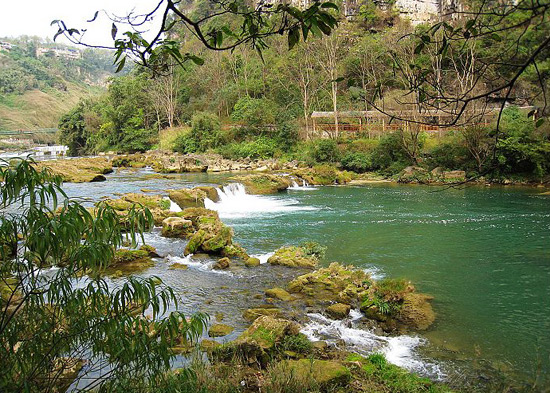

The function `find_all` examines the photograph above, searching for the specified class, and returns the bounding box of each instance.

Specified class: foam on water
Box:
[251,252,275,264]
[301,312,445,380]
[204,183,318,219]
[164,197,182,212]
[288,179,319,190]
[166,255,233,276]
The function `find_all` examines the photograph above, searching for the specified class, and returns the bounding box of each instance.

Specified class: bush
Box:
[173,131,199,154]
[217,136,278,160]
[425,141,471,171]
[190,112,222,151]
[118,128,156,153]
[300,241,327,260]
[231,96,277,129]
[341,152,373,173]
[370,132,411,173]
[311,139,340,163]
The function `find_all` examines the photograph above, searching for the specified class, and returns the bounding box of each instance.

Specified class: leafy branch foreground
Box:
[0,158,207,393]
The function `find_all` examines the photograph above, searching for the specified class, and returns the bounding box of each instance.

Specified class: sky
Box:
[0,0,163,47]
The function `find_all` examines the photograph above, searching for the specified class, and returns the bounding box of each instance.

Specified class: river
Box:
[62,168,550,391]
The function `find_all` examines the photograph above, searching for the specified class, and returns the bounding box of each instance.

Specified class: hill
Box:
[0,36,116,131]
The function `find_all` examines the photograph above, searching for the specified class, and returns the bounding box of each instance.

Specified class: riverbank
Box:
[50,165,550,392]
[32,152,550,191]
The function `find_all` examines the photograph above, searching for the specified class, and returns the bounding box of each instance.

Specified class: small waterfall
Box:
[251,252,275,264]
[164,197,182,212]
[288,178,318,190]
[301,311,445,380]
[204,183,318,219]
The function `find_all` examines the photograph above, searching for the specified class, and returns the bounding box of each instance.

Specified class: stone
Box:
[237,316,300,350]
[161,217,193,238]
[268,246,318,268]
[208,323,234,337]
[326,303,351,319]
[168,263,188,270]
[242,307,282,322]
[229,174,292,194]
[168,188,207,209]
[274,359,351,388]
[139,245,160,258]
[213,257,230,270]
[443,170,466,180]
[265,287,293,302]
[200,339,221,352]
[245,257,261,267]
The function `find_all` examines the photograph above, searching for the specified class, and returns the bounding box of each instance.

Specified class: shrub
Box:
[341,152,373,173]
[311,139,340,163]
[300,241,327,260]
[118,128,156,153]
[370,132,411,173]
[190,112,222,151]
[173,132,199,154]
[231,96,277,129]
[217,136,278,160]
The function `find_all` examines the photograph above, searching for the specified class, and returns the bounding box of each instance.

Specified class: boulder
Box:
[274,359,351,389]
[265,287,293,302]
[243,307,282,322]
[168,188,207,209]
[292,165,353,185]
[229,174,292,194]
[237,316,300,350]
[139,244,160,258]
[208,323,234,337]
[168,263,188,270]
[200,339,221,352]
[161,217,194,238]
[213,257,230,270]
[245,257,261,267]
[268,246,318,268]
[195,186,220,202]
[443,170,466,180]
[326,303,351,319]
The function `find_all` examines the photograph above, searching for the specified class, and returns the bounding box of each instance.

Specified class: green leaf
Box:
[321,2,339,10]
[536,118,545,128]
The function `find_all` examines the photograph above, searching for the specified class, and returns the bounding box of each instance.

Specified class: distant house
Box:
[33,145,69,157]
[0,41,14,51]
[36,47,81,60]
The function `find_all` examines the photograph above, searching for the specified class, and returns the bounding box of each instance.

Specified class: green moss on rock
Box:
[326,303,351,319]
[275,359,351,389]
[245,257,261,267]
[208,323,235,337]
[230,174,292,194]
[265,287,293,302]
[268,246,318,268]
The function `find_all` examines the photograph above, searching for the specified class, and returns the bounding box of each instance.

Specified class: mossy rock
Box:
[268,246,318,268]
[265,287,293,302]
[326,303,351,319]
[108,249,154,275]
[274,359,351,389]
[161,217,193,238]
[209,323,234,337]
[237,316,300,350]
[139,244,160,257]
[243,307,282,322]
[222,244,250,260]
[168,188,207,209]
[195,186,220,202]
[230,174,292,194]
[36,157,113,183]
[293,165,354,186]
[245,257,261,267]
[200,339,221,352]
[168,263,188,270]
[213,257,230,270]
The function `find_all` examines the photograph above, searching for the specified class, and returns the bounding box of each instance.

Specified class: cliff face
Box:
[257,0,462,25]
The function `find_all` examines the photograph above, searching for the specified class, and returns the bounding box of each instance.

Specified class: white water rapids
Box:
[204,183,318,219]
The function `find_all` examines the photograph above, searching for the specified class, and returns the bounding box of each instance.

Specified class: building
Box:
[36,47,82,60]
[0,41,14,51]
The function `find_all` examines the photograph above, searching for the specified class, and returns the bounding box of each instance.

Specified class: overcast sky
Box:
[0,0,163,47]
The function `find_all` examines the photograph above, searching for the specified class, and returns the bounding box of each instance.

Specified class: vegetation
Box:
[0,37,114,130]
[0,158,207,392]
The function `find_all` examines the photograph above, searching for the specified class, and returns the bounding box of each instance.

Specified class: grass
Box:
[159,126,190,150]
[0,82,100,131]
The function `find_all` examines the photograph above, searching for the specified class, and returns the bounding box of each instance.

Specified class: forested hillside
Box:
[0,37,116,130]
[58,1,549,182]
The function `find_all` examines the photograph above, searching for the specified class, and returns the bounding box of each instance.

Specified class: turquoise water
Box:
[64,171,550,389]
[215,183,550,388]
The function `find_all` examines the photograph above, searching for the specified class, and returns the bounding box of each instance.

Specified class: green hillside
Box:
[0,36,115,130]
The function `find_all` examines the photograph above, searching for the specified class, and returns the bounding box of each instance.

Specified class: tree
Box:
[52,0,339,74]
[0,159,207,392]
